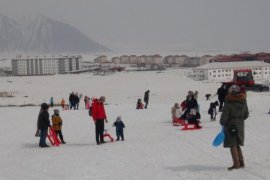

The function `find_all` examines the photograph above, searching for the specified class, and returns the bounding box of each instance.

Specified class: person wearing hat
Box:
[220,85,249,170]
[91,96,108,145]
[113,116,125,141]
[52,109,66,144]
[37,103,51,148]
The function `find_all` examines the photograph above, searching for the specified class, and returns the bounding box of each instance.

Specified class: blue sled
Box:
[212,127,225,147]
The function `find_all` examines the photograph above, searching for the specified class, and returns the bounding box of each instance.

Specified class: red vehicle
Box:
[223,69,269,92]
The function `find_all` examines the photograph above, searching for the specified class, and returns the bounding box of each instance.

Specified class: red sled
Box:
[102,130,114,142]
[173,118,186,126]
[181,123,202,131]
[47,127,61,146]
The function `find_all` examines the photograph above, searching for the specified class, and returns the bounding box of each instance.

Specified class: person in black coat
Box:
[144,90,150,109]
[186,109,201,128]
[37,103,51,147]
[182,91,198,119]
[113,116,125,141]
[217,84,228,112]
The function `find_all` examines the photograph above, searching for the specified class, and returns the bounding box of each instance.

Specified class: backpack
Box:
[88,106,93,116]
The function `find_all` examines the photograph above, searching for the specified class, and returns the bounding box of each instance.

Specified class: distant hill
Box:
[0,14,110,54]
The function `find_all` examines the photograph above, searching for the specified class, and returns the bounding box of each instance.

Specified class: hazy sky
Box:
[1,0,270,54]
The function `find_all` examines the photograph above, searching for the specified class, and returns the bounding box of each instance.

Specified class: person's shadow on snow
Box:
[165,164,224,172]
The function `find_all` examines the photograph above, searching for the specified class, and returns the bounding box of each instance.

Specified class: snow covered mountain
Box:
[0,14,22,53]
[0,14,110,54]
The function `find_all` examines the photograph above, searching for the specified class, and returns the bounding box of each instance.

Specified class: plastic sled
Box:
[173,118,186,126]
[47,127,61,146]
[181,122,202,130]
[212,127,225,147]
[102,130,114,142]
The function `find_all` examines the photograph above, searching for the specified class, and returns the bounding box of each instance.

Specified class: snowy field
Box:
[0,69,270,180]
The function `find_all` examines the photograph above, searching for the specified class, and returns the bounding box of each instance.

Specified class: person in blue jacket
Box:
[113,116,125,141]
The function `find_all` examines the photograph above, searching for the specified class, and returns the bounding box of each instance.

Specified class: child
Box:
[51,109,66,144]
[208,101,219,121]
[171,103,184,121]
[61,98,65,110]
[136,98,144,109]
[186,109,201,128]
[113,116,125,141]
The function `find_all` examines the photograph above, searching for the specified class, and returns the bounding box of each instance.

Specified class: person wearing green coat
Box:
[220,85,249,171]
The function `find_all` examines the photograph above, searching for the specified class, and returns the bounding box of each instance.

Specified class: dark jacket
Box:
[38,111,51,130]
[217,86,228,101]
[185,96,198,112]
[220,93,249,148]
[144,91,150,103]
[113,121,125,131]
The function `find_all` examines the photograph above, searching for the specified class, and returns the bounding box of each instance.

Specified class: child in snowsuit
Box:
[113,116,125,141]
[136,98,144,109]
[61,98,65,110]
[51,109,66,144]
[208,101,219,121]
[186,109,201,128]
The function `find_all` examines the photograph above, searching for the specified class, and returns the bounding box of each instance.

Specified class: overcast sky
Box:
[1,0,270,54]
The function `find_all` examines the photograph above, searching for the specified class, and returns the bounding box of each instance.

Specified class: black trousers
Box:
[95,119,105,143]
[55,130,65,143]
[219,99,224,111]
[144,101,149,108]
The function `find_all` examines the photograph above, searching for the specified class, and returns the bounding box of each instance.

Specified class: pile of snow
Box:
[0,69,270,180]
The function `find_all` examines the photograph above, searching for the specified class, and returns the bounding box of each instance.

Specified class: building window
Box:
[213,75,216,77]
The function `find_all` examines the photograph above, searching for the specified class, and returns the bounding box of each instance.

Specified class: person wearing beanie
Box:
[51,109,66,144]
[37,103,51,148]
[220,84,249,170]
[113,116,125,141]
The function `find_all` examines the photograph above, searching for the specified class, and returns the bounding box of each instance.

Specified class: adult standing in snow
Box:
[144,90,150,109]
[37,103,51,148]
[91,96,108,145]
[220,85,249,170]
[217,84,228,112]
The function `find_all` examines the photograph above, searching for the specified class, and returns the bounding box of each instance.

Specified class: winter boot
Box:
[228,146,240,171]
[237,146,245,168]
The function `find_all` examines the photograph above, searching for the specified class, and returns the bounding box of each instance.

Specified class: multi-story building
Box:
[192,61,270,81]
[94,55,108,63]
[12,55,82,76]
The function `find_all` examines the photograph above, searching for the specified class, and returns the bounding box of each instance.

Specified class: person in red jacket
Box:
[91,96,108,145]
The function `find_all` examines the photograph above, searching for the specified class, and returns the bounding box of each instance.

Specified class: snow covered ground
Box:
[0,69,270,180]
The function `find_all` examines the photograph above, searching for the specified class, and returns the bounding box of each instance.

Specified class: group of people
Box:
[171,90,201,128]
[136,90,150,109]
[68,92,82,110]
[37,95,126,147]
[171,84,249,171]
[36,104,66,147]
[38,85,249,171]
